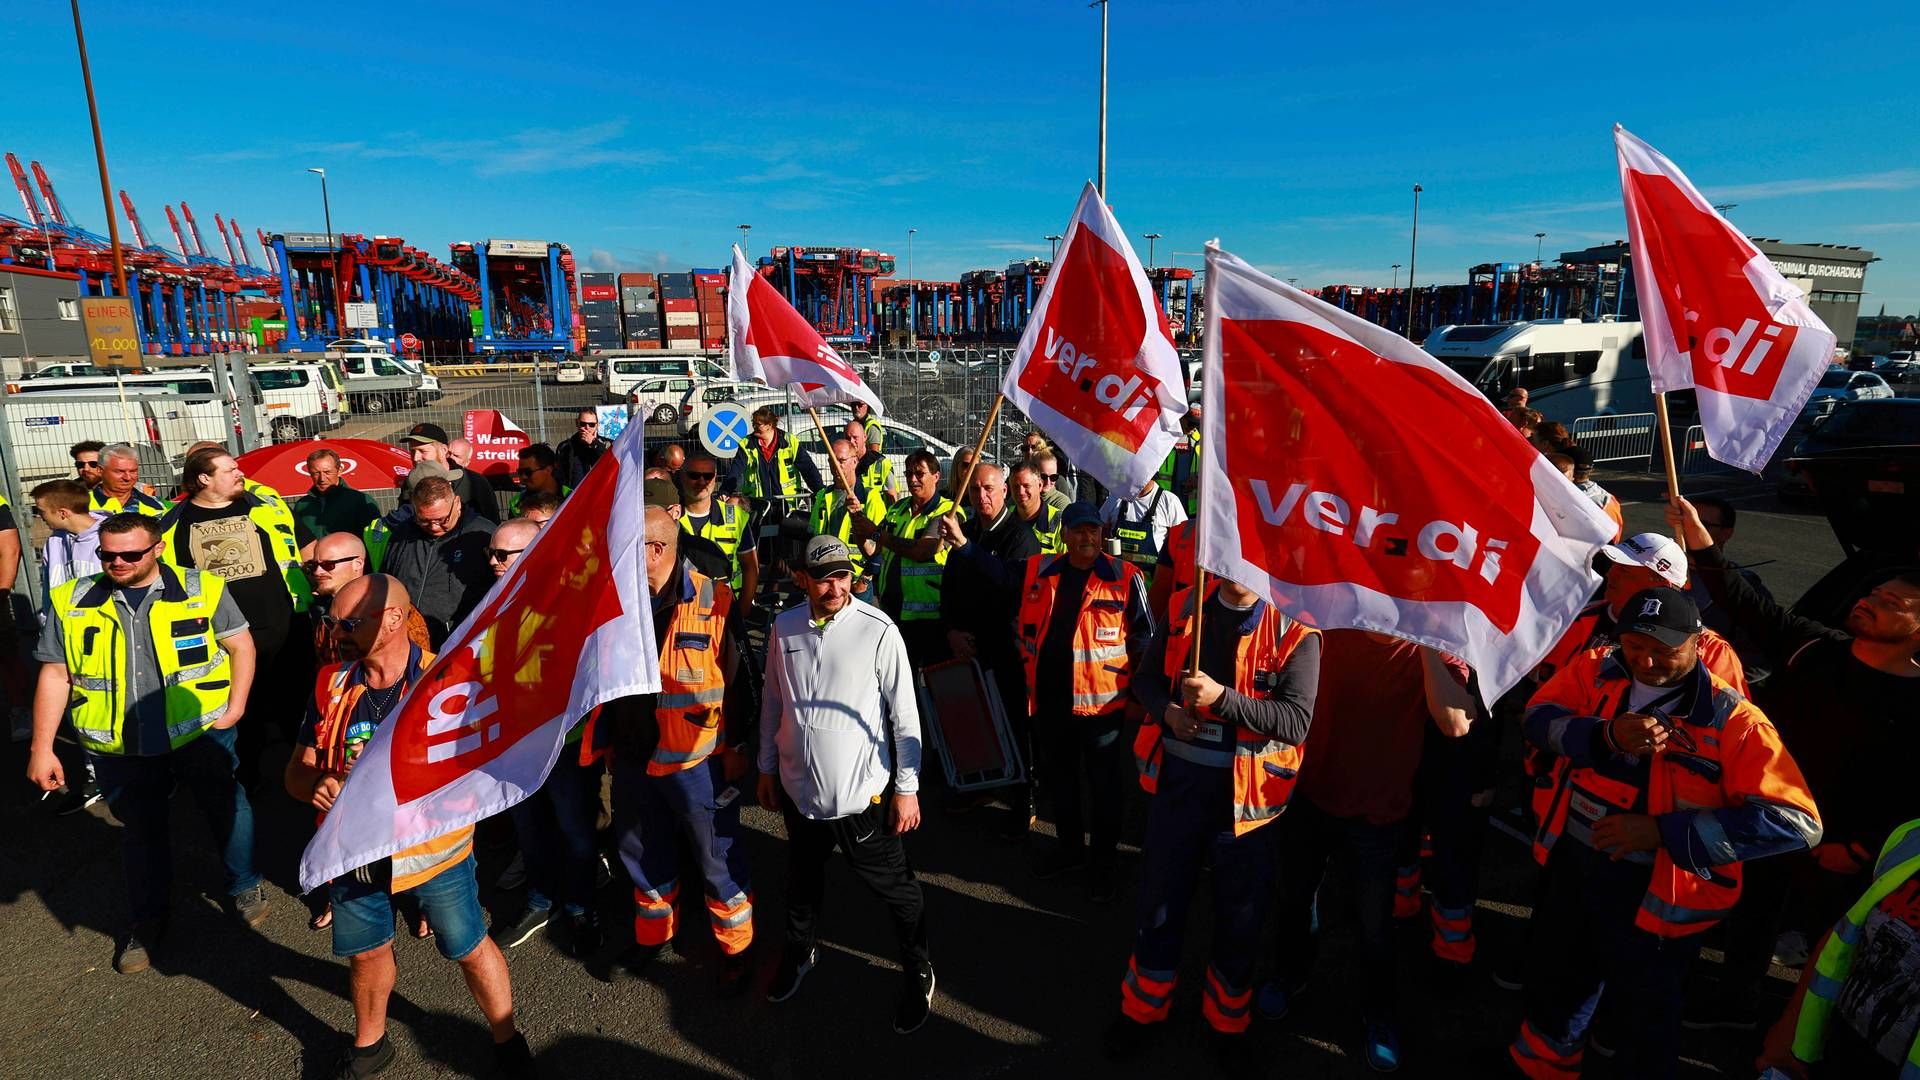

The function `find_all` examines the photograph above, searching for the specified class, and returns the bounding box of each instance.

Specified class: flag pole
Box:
[1651,390,1684,544]
[952,392,1004,513]
[806,405,860,506]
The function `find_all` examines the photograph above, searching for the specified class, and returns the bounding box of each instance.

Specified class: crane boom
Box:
[214,213,239,265]
[164,204,191,260]
[180,202,210,257]
[6,153,45,226]
[118,190,153,249]
[254,227,276,274]
[30,161,69,225]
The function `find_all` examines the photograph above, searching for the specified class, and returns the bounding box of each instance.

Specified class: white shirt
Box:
[758,598,921,820]
[1099,482,1189,553]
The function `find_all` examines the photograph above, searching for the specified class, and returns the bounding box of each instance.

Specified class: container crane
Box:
[117,190,156,252]
[31,160,71,226]
[7,153,46,226]
[164,205,193,261]
[213,212,239,265]
[180,202,211,257]
[255,227,278,275]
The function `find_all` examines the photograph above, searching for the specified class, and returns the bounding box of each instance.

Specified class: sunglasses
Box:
[98,547,153,564]
[302,555,363,573]
[416,505,458,529]
[75,460,103,471]
[578,421,597,429]
[317,613,373,633]
[487,546,525,563]
[684,471,716,483]
[515,467,542,479]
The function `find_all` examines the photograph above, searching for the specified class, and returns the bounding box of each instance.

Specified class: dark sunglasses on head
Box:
[98,547,152,564]
[302,555,363,573]
[487,547,525,563]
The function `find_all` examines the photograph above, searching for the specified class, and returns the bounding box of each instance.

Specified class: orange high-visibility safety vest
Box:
[1015,553,1143,717]
[1133,584,1319,837]
[1527,647,1820,938]
[647,565,732,776]
[1161,521,1197,612]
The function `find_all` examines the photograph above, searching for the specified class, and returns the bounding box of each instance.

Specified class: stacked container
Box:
[579,272,623,352]
[658,273,699,348]
[621,272,662,349]
[693,269,727,350]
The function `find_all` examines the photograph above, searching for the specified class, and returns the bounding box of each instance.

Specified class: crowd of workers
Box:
[7,390,1920,1079]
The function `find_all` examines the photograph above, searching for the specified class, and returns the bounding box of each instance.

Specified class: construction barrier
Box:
[1571,412,1657,466]
[1679,424,1741,477]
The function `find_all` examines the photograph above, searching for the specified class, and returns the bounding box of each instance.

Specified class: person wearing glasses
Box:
[1029,449,1073,512]
[731,407,823,568]
[69,440,107,495]
[293,449,381,546]
[380,476,496,648]
[810,434,885,601]
[556,408,612,489]
[680,448,758,604]
[25,480,109,814]
[25,512,266,975]
[90,443,168,516]
[306,533,431,665]
[508,444,571,518]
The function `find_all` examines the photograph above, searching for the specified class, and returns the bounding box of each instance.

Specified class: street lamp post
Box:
[737,223,751,251]
[907,227,917,350]
[1092,0,1108,197]
[307,167,341,333]
[1392,263,1402,290]
[1142,232,1161,270]
[1046,234,1063,261]
[1535,231,1547,263]
[1406,183,1422,338]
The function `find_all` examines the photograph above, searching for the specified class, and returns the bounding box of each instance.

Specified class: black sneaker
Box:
[491,905,551,949]
[332,1036,396,1080]
[493,1031,537,1079]
[52,781,103,816]
[767,945,817,1003]
[115,924,159,975]
[233,883,272,929]
[1103,1015,1155,1060]
[564,911,602,958]
[718,947,753,997]
[894,964,936,1033]
[1033,845,1088,880]
[1680,994,1758,1032]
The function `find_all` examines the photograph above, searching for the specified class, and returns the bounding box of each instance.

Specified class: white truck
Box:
[324,338,425,413]
[5,369,270,481]
[252,360,348,441]
[1422,318,1653,423]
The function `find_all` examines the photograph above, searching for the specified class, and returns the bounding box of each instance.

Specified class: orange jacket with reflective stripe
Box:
[1016,553,1143,717]
[309,646,476,893]
[648,564,732,776]
[1160,521,1197,614]
[1525,647,1821,938]
[1133,584,1320,837]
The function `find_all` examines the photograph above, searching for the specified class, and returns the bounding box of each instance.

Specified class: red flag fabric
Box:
[726,244,883,414]
[299,421,661,891]
[999,182,1187,496]
[1196,245,1616,702]
[1615,124,1837,472]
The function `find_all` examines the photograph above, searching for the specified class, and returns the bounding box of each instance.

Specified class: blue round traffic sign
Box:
[700,401,751,458]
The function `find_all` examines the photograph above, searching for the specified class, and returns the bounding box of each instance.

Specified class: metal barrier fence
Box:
[1678,424,1740,477]
[1570,413,1657,466]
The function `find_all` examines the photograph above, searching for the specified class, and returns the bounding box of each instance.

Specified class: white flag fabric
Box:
[1615,125,1837,473]
[299,422,661,891]
[999,182,1187,496]
[727,244,883,415]
[1196,244,1616,703]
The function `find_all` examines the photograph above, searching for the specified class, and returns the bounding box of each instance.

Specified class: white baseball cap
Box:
[1599,532,1688,588]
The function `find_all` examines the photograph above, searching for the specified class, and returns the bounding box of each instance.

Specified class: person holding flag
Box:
[809,432,885,600]
[854,450,955,667]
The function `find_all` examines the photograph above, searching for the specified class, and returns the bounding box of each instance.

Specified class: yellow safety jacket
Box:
[681,500,751,591]
[157,491,313,612]
[810,485,887,578]
[741,434,803,500]
[90,485,168,516]
[1022,503,1064,555]
[880,494,955,622]
[54,565,235,755]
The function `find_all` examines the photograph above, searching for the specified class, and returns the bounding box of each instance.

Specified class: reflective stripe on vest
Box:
[741,436,801,500]
[1016,554,1141,716]
[809,488,885,576]
[364,519,392,572]
[682,502,749,590]
[649,569,732,775]
[1133,583,1317,836]
[881,495,953,622]
[55,566,235,755]
[1026,503,1064,555]
[1114,488,1168,568]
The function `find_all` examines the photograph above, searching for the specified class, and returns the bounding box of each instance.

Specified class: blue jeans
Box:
[1272,797,1402,1018]
[94,725,260,925]
[507,749,598,916]
[329,851,488,961]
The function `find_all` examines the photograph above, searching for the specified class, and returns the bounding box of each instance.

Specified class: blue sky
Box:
[8,1,1918,313]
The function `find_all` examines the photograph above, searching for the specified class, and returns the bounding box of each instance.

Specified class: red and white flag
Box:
[727,244,883,414]
[1000,182,1187,496]
[1615,125,1836,473]
[1196,245,1616,702]
[299,423,661,891]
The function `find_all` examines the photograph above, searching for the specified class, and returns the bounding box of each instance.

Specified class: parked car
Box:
[1778,398,1920,497]
[1801,368,1894,423]
[27,361,117,379]
[675,380,784,435]
[330,344,425,413]
[553,359,588,384]
[626,375,701,426]
[603,351,727,403]
[252,360,348,441]
[1871,357,1920,387]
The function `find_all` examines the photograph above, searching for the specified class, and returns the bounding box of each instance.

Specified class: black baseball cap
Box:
[1617,586,1702,647]
[404,422,450,446]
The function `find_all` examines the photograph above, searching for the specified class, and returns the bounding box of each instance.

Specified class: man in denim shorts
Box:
[284,574,534,1079]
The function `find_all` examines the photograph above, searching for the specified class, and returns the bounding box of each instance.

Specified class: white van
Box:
[329,343,424,413]
[253,361,347,441]
[1422,318,1653,423]
[5,370,270,481]
[603,351,727,403]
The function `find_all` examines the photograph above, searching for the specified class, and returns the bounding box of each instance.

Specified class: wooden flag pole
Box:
[1651,391,1685,544]
[1186,567,1209,679]
[807,406,860,507]
[952,393,1005,508]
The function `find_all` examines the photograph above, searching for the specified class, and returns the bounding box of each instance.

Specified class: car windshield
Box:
[1822,402,1920,441]
[1817,370,1851,389]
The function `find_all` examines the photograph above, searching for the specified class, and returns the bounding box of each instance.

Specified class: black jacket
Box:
[556,435,612,489]
[384,508,497,646]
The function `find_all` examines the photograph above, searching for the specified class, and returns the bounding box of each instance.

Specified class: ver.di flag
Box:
[300,423,661,891]
[1196,244,1617,703]
[999,181,1187,496]
[1615,124,1836,473]
[727,244,884,414]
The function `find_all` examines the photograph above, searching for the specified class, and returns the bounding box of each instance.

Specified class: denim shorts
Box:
[329,852,487,962]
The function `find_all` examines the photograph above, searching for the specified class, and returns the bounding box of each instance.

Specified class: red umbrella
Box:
[235,438,414,499]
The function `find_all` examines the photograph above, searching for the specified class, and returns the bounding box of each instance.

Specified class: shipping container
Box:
[659,274,695,300]
[626,312,661,329]
[693,273,725,288]
[618,272,657,286]
[582,285,618,301]
[701,337,725,350]
[580,272,616,286]
[665,311,699,327]
[661,298,696,313]
[625,339,663,350]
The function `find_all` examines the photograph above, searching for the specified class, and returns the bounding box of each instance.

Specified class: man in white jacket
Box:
[756,535,934,1033]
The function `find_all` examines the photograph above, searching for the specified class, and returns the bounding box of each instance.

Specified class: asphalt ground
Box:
[0,456,1853,1078]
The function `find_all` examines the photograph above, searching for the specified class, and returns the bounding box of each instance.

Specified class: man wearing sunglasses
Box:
[844,420,898,507]
[508,444,571,518]
[381,476,496,648]
[679,448,757,604]
[70,440,107,494]
[26,513,265,974]
[556,409,611,489]
[305,533,430,665]
[402,423,499,524]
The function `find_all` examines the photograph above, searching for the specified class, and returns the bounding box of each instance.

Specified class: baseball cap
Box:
[401,460,450,497]
[1061,502,1102,530]
[1599,532,1687,588]
[403,422,450,446]
[803,535,854,578]
[1617,586,1702,647]
[643,477,680,510]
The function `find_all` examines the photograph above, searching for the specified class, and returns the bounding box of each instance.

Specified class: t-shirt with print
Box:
[170,500,292,654]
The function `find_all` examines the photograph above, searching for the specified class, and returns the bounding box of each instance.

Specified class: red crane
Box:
[180,202,211,257]
[6,153,46,226]
[255,227,276,274]
[30,160,70,226]
[213,213,239,264]
[164,204,192,260]
[118,190,154,249]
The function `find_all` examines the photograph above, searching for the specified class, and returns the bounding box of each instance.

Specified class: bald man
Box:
[287,573,532,1076]
[447,438,475,471]
[600,506,754,986]
[307,534,432,664]
[488,519,540,578]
